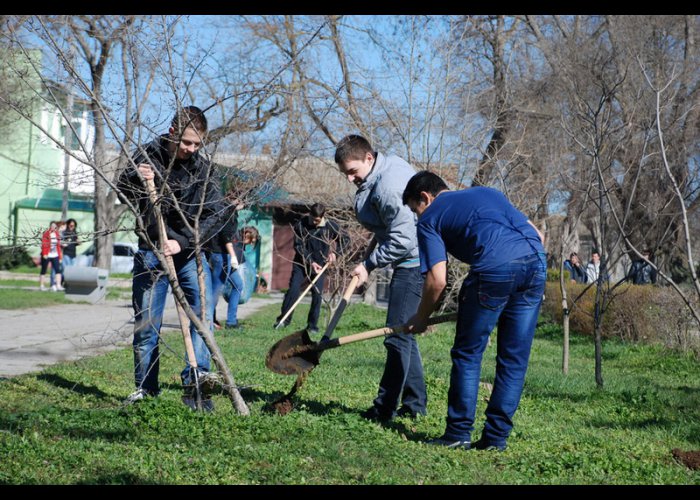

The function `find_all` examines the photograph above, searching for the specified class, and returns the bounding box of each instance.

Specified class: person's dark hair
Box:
[334,134,373,165]
[309,202,326,218]
[242,226,259,246]
[402,170,449,205]
[66,218,77,228]
[171,105,207,135]
[569,252,578,259]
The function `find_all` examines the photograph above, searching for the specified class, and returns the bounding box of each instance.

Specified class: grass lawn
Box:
[0,279,40,288]
[0,288,72,309]
[0,302,698,485]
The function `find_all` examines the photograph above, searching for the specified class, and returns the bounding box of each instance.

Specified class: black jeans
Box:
[278,262,326,330]
[372,266,426,417]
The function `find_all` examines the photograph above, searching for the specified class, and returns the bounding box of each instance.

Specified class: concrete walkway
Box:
[0,272,282,378]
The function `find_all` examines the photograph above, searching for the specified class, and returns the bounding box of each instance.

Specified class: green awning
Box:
[14,188,95,212]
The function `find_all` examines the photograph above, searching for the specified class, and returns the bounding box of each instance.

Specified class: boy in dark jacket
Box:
[117,105,225,411]
[275,203,348,333]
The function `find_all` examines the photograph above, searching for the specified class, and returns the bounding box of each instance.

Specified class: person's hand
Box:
[311,262,323,275]
[138,163,154,181]
[350,263,369,286]
[404,313,428,335]
[163,239,181,256]
[328,252,336,264]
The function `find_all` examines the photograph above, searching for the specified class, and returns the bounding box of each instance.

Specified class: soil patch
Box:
[672,449,700,470]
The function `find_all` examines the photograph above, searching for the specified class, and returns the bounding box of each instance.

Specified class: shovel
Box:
[320,274,360,342]
[275,261,329,329]
[146,178,204,410]
[266,312,458,376]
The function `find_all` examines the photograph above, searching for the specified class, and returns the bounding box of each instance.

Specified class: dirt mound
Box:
[672,449,700,470]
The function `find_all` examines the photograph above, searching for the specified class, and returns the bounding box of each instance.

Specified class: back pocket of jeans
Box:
[477,273,511,311]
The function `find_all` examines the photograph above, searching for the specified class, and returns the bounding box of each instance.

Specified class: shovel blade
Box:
[265,328,322,375]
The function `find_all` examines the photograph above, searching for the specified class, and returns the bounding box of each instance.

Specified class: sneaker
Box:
[396,406,425,419]
[425,436,471,449]
[197,372,223,396]
[182,395,215,412]
[40,285,47,292]
[124,388,158,404]
[360,406,393,423]
[55,285,65,291]
[50,284,57,292]
[471,439,507,451]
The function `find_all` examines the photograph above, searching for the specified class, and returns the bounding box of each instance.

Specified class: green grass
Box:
[4,265,40,274]
[0,288,72,309]
[0,279,39,287]
[0,303,698,485]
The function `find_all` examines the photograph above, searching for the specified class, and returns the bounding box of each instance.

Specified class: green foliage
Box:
[0,245,34,270]
[541,282,700,355]
[547,268,568,282]
[0,303,698,484]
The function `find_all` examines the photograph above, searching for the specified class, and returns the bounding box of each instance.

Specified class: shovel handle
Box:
[320,274,360,341]
[146,178,198,369]
[276,261,330,329]
[318,312,458,352]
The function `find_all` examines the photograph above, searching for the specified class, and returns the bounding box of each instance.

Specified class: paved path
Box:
[0,272,282,378]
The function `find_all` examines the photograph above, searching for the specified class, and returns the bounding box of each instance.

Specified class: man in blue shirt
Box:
[403,171,546,451]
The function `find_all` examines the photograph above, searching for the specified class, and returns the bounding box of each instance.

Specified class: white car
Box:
[73,242,139,274]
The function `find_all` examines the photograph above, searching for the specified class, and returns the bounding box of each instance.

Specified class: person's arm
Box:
[404,260,448,334]
[225,241,238,269]
[364,190,417,272]
[527,219,545,245]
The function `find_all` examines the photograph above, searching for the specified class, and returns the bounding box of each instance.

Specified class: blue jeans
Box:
[131,250,213,392]
[278,261,326,330]
[444,253,546,447]
[373,266,426,417]
[208,252,243,327]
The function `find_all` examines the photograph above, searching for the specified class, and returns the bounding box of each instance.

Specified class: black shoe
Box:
[471,439,507,451]
[307,326,319,335]
[274,321,290,329]
[396,406,425,419]
[360,406,393,423]
[425,436,471,450]
[182,395,215,412]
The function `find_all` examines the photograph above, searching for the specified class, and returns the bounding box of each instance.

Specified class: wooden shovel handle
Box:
[319,312,458,352]
[145,178,198,368]
[276,261,330,329]
[320,274,361,341]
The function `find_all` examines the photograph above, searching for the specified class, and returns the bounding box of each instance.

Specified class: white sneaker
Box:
[55,285,65,291]
[40,285,47,291]
[50,285,57,292]
[124,388,156,404]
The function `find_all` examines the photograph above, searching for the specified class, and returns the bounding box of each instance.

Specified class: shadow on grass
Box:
[37,373,112,400]
[75,471,160,485]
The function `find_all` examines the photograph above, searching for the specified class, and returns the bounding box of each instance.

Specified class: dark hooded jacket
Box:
[117,135,226,258]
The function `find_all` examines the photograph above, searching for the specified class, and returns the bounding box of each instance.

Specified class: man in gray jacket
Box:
[335,134,427,422]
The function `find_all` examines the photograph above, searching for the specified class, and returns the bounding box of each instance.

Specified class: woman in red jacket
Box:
[39,221,64,291]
